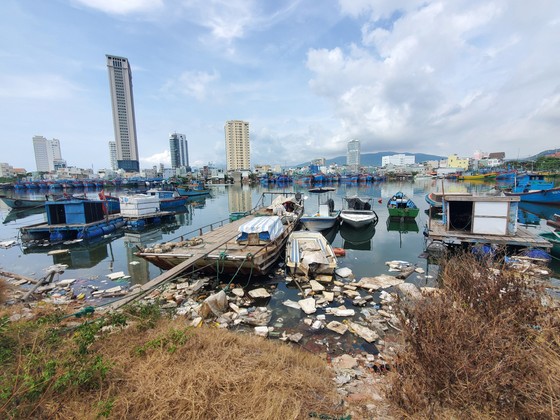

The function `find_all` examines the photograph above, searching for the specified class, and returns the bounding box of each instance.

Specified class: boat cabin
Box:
[442,195,519,236]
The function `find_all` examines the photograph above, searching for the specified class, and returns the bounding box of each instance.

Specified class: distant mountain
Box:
[298,151,445,168]
[524,149,560,160]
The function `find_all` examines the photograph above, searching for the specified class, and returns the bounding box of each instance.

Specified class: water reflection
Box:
[228,185,253,213]
[386,218,420,249]
[340,222,376,250]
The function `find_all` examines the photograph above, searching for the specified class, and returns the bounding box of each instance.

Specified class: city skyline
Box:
[1,1,559,171]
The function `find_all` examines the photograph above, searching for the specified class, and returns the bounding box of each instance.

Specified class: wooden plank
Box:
[107,217,252,311]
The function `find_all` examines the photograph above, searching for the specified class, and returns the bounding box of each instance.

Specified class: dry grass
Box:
[388,251,560,419]
[0,278,8,304]
[1,310,344,420]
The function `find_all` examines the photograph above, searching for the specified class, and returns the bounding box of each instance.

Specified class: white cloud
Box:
[162,70,220,101]
[141,150,171,166]
[71,0,163,15]
[307,1,560,156]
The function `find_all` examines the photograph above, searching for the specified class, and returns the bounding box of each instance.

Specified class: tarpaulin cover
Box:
[237,216,284,242]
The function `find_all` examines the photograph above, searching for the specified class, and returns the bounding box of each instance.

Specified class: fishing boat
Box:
[300,187,340,231]
[285,231,337,278]
[339,196,379,228]
[458,173,487,181]
[145,188,188,209]
[176,181,211,197]
[511,173,554,193]
[547,214,560,230]
[504,186,560,204]
[0,195,48,209]
[539,231,560,257]
[387,192,420,219]
[136,193,303,276]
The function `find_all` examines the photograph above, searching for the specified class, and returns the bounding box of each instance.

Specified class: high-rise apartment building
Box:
[169,133,189,169]
[33,136,65,172]
[225,120,250,171]
[106,54,139,172]
[108,141,117,170]
[347,139,360,171]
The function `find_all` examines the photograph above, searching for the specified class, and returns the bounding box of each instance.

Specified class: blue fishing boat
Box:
[504,186,560,204]
[511,173,554,193]
[146,188,188,210]
[176,181,211,197]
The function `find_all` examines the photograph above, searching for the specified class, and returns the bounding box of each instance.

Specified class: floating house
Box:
[20,200,124,244]
[426,195,551,251]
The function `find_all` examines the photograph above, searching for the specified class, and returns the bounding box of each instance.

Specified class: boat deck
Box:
[123,211,175,221]
[427,222,552,249]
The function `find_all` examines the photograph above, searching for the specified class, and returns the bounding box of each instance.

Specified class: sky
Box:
[1,0,559,171]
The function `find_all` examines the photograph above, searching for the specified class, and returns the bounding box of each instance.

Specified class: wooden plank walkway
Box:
[428,222,552,249]
[106,215,256,310]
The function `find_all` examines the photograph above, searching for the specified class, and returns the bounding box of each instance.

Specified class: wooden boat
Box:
[425,192,472,208]
[136,194,303,276]
[340,196,378,228]
[176,181,211,197]
[539,231,560,257]
[547,214,560,230]
[387,192,419,219]
[0,195,47,209]
[285,231,337,278]
[300,187,340,231]
[504,186,560,204]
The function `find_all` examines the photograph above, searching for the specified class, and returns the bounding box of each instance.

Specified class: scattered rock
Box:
[298,297,316,314]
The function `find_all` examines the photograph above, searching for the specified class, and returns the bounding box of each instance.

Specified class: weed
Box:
[96,397,115,418]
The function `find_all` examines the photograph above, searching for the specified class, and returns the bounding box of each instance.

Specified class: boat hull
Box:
[300,212,340,231]
[388,207,420,219]
[340,210,378,228]
[0,196,46,209]
[539,232,560,256]
[505,187,560,204]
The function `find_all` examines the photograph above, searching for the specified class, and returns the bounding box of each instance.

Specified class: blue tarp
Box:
[237,216,284,242]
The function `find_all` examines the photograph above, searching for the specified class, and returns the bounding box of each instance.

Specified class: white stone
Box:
[326,321,348,335]
[56,278,76,287]
[231,288,245,297]
[415,267,425,274]
[309,280,325,292]
[330,307,355,317]
[335,267,352,278]
[298,297,316,314]
[248,288,271,299]
[348,322,378,343]
[355,275,404,290]
[282,299,301,310]
[106,271,125,280]
[254,326,269,337]
[322,291,334,302]
[311,320,322,330]
[395,282,423,301]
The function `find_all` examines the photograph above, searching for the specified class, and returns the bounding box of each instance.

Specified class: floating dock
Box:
[124,210,176,229]
[427,222,552,249]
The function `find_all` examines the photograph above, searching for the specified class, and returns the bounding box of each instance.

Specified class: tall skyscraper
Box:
[169,133,189,169]
[225,120,250,171]
[106,54,139,172]
[108,141,117,170]
[33,136,65,172]
[347,139,361,171]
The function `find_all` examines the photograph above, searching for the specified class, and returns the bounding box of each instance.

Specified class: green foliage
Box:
[124,302,162,331]
[133,327,192,357]
[0,317,112,417]
[96,397,115,418]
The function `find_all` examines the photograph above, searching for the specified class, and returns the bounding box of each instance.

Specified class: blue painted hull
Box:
[505,187,560,203]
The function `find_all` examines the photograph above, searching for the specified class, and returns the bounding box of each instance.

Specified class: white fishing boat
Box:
[339,196,379,228]
[300,188,340,231]
[286,231,337,278]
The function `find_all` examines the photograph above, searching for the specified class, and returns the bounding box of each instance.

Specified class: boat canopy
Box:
[345,196,371,210]
[237,216,284,242]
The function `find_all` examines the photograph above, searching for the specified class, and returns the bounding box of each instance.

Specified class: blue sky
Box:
[1,0,559,171]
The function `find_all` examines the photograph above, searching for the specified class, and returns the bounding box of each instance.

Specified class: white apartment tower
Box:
[33,136,65,172]
[106,54,139,172]
[108,141,117,170]
[347,139,360,171]
[225,120,250,171]
[169,133,189,169]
